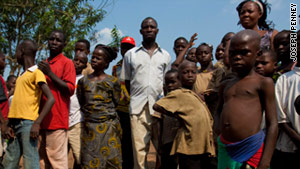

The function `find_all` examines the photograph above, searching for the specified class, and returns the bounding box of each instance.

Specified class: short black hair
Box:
[273,30,293,46]
[165,69,179,77]
[7,75,17,82]
[141,17,158,28]
[221,32,235,44]
[76,39,90,51]
[174,37,188,46]
[20,39,38,56]
[198,43,213,52]
[260,48,277,62]
[50,30,66,42]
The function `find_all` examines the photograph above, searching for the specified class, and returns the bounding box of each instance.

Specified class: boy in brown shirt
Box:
[153,60,215,169]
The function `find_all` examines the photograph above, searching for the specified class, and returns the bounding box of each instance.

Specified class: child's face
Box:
[91,48,109,71]
[179,63,197,88]
[7,77,16,90]
[174,39,187,56]
[274,32,290,62]
[0,54,6,70]
[255,52,277,77]
[229,39,258,73]
[186,48,197,62]
[73,53,88,74]
[196,45,212,66]
[165,72,181,92]
[239,1,262,29]
[75,42,89,55]
[215,44,224,60]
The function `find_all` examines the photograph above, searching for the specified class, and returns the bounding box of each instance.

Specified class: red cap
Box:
[121,36,135,46]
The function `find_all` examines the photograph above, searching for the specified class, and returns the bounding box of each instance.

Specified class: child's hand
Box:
[188,33,198,47]
[8,87,15,97]
[1,122,15,139]
[196,92,205,101]
[30,122,40,139]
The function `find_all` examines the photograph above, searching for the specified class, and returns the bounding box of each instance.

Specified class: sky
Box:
[91,0,299,75]
[3,0,299,79]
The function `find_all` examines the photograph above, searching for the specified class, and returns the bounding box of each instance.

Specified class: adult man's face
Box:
[140,18,159,42]
[48,31,65,56]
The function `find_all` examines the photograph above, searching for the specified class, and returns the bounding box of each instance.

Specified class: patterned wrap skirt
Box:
[81,117,122,169]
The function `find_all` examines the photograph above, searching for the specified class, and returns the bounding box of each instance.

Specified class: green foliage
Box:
[108,25,123,53]
[0,0,110,75]
[108,25,121,48]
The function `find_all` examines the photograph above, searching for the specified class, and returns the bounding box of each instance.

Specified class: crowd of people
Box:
[0,0,299,169]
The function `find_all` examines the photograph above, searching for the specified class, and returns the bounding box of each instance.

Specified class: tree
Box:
[0,0,112,75]
[108,25,123,53]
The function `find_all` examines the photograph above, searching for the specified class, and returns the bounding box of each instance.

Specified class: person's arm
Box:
[172,33,198,69]
[0,109,14,139]
[30,82,55,139]
[270,29,279,50]
[122,52,132,94]
[213,82,225,136]
[76,78,85,108]
[38,60,73,96]
[113,79,121,107]
[7,87,15,98]
[274,75,300,147]
[153,103,174,117]
[279,123,300,147]
[257,78,278,169]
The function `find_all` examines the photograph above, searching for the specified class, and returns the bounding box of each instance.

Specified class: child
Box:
[68,52,88,169]
[255,49,277,130]
[75,39,93,76]
[273,30,296,81]
[255,49,277,78]
[6,75,16,100]
[172,33,198,69]
[271,30,300,169]
[215,44,224,61]
[0,51,9,168]
[207,32,236,94]
[173,37,188,58]
[214,44,225,69]
[193,43,215,96]
[159,69,181,169]
[77,45,122,169]
[2,40,55,169]
[112,36,135,169]
[186,47,197,63]
[216,30,278,169]
[153,60,215,169]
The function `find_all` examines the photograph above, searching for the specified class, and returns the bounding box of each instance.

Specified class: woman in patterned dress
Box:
[77,45,122,169]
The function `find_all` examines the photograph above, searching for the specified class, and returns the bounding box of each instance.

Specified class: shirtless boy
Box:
[216,30,278,169]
